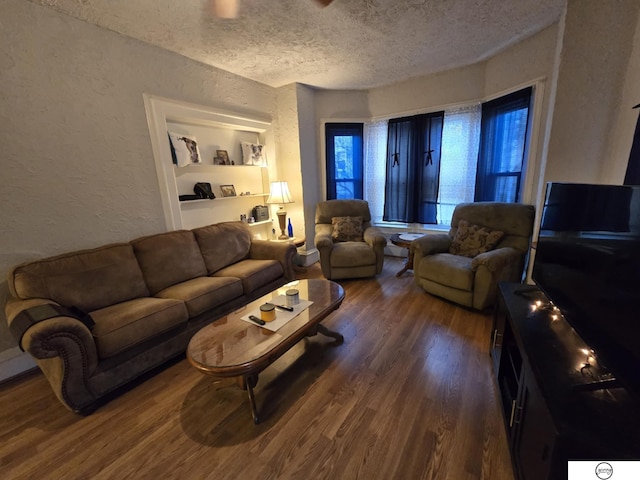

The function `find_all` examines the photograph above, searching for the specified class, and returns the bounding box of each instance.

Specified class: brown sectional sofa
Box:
[5,221,296,413]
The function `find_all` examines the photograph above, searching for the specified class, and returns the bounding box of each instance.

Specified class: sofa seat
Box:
[213,259,283,294]
[418,253,474,291]
[155,276,243,317]
[91,297,188,359]
[329,241,377,268]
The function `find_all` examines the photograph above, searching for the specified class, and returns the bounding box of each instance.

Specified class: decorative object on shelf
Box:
[214,156,227,165]
[220,184,236,197]
[252,205,269,222]
[267,181,294,240]
[194,182,215,199]
[216,150,231,165]
[179,194,201,201]
[241,141,267,166]
[288,219,294,237]
[168,132,202,167]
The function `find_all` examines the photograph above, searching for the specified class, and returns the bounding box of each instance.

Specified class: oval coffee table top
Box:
[187,279,345,377]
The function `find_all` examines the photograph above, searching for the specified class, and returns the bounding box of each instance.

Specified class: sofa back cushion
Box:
[132,230,207,295]
[449,202,535,254]
[8,243,149,312]
[192,222,252,274]
[316,200,373,230]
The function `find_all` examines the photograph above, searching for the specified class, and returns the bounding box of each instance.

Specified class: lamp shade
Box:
[266,181,293,205]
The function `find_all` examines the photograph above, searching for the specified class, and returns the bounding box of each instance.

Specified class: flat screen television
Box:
[532,182,640,394]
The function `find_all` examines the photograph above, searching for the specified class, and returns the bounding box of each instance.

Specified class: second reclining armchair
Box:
[412,202,535,310]
[314,200,387,280]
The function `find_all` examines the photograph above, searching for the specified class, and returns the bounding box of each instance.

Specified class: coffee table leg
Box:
[317,323,344,345]
[244,374,260,424]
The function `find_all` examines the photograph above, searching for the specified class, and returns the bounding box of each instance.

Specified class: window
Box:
[325,123,364,199]
[437,105,481,225]
[368,87,533,226]
[475,87,532,202]
[383,112,444,224]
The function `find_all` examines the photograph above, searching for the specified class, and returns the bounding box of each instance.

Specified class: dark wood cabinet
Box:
[491,283,640,480]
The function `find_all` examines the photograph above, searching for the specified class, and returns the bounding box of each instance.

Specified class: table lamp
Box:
[266,181,293,240]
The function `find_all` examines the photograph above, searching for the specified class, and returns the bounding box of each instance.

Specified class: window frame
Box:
[324,122,364,200]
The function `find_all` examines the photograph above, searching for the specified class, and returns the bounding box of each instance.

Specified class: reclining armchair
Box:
[314,200,387,280]
[412,202,535,310]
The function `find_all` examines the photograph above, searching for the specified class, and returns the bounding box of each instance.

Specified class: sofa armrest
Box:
[314,224,334,250]
[412,233,452,256]
[5,297,99,412]
[363,226,387,248]
[471,247,521,276]
[249,239,297,281]
[364,226,387,274]
[412,233,452,265]
[314,225,335,278]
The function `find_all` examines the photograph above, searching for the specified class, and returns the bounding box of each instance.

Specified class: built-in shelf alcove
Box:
[143,94,277,236]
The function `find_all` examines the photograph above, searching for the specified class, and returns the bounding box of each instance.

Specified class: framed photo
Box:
[216,150,230,165]
[220,184,236,197]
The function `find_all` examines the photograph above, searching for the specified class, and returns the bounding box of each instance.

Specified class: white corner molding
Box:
[0,347,36,384]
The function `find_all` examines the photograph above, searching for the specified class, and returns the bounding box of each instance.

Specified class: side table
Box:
[390,233,424,277]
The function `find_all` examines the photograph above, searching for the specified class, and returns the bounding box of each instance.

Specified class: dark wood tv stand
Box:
[491,282,640,480]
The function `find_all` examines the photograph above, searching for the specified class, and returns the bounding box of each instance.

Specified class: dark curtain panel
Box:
[475,87,532,202]
[383,112,444,223]
[624,105,640,185]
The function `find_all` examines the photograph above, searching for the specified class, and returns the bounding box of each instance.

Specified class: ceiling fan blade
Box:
[209,0,239,19]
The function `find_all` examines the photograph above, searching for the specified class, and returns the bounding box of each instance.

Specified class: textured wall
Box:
[0,1,277,359]
[366,63,486,118]
[605,11,640,184]
[543,0,640,184]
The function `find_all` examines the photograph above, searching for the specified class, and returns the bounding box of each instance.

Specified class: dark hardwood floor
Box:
[0,256,514,480]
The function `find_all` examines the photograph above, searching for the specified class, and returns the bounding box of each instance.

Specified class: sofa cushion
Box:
[331,216,364,242]
[418,253,474,291]
[330,241,377,267]
[132,230,207,295]
[155,276,243,317]
[8,244,150,312]
[192,221,252,274]
[213,259,283,294]
[449,220,504,258]
[90,297,188,359]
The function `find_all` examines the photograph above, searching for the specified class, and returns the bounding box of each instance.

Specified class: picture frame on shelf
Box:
[216,150,232,165]
[214,156,226,165]
[220,184,237,197]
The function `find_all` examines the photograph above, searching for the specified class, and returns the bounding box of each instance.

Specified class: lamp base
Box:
[276,209,288,240]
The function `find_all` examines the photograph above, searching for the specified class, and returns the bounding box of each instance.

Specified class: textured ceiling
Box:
[32,0,566,90]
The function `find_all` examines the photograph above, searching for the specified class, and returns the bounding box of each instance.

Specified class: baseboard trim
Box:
[0,347,36,384]
[297,247,319,267]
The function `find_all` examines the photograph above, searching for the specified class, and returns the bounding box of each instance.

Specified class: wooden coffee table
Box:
[186,279,345,424]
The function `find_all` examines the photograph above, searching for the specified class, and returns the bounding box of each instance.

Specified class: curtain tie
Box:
[424,149,434,166]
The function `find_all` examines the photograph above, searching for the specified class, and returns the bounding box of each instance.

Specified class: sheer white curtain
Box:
[363,104,481,226]
[364,119,388,224]
[437,104,481,225]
